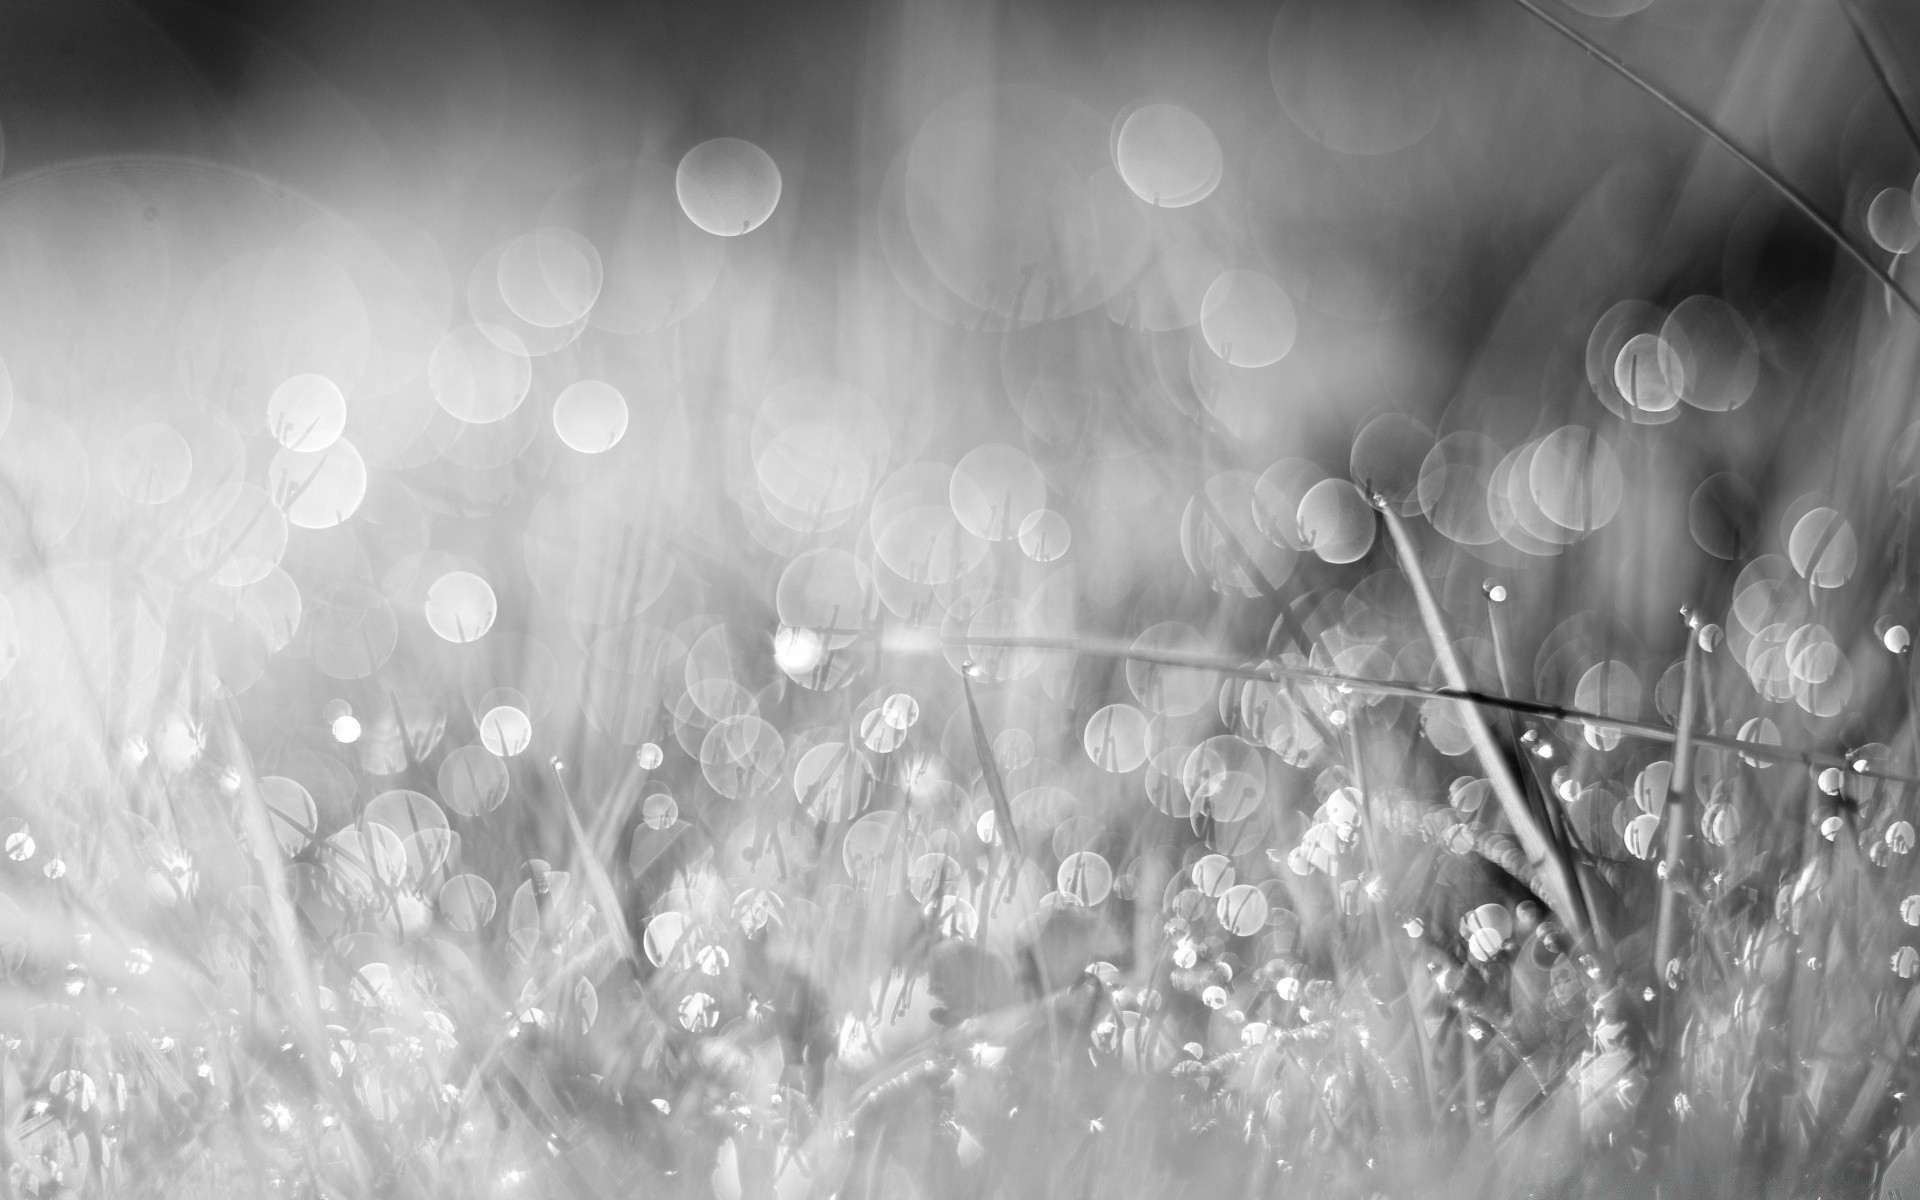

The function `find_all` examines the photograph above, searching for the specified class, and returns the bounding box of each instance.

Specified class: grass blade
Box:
[962,669,1022,860]
[1652,612,1703,1044]
[931,631,1920,784]
[1506,0,1920,323]
[1377,502,1598,951]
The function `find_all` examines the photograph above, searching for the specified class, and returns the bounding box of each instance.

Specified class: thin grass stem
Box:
[1505,0,1920,324]
[930,631,1920,785]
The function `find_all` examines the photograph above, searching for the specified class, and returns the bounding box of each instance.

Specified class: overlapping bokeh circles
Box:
[439,875,497,933]
[1787,506,1856,589]
[1662,296,1758,413]
[775,548,870,651]
[902,87,1140,328]
[1587,300,1681,426]
[1200,270,1297,368]
[1253,458,1325,551]
[543,157,724,335]
[1126,623,1217,716]
[428,323,532,424]
[1084,703,1150,773]
[185,483,287,587]
[267,374,348,452]
[951,443,1047,543]
[478,699,533,757]
[1297,478,1375,563]
[1416,432,1501,546]
[107,422,194,506]
[1183,736,1266,822]
[753,377,890,533]
[1011,508,1067,564]
[438,745,509,817]
[365,789,453,879]
[268,437,368,529]
[1350,412,1432,516]
[497,226,602,328]
[1057,850,1114,906]
[794,741,873,823]
[1528,426,1623,535]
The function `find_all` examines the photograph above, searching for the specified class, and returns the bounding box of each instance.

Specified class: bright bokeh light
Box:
[1200,269,1297,367]
[675,137,782,236]
[266,373,347,452]
[1114,103,1221,208]
[0,5,1907,1197]
[552,379,629,452]
[424,570,497,643]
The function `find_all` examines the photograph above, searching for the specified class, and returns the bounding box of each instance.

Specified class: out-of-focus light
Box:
[1200,270,1296,368]
[479,705,532,757]
[1869,187,1920,255]
[676,138,781,236]
[1115,103,1221,208]
[552,380,628,453]
[773,625,824,675]
[267,374,347,452]
[424,571,497,643]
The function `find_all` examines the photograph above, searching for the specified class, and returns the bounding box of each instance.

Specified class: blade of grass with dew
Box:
[547,757,637,963]
[1375,502,1599,953]
[1652,610,1703,1048]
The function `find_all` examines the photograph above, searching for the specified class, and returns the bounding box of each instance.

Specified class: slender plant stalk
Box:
[929,633,1920,784]
[1652,614,1703,1044]
[961,670,1021,857]
[549,758,639,964]
[1375,504,1597,950]
[1505,0,1920,324]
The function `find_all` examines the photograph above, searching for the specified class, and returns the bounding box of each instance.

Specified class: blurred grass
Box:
[4,1,1920,1198]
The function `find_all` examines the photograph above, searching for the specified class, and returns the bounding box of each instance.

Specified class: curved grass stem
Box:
[1506,0,1920,324]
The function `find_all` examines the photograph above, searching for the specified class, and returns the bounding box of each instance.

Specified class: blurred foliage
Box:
[3,0,1920,1198]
